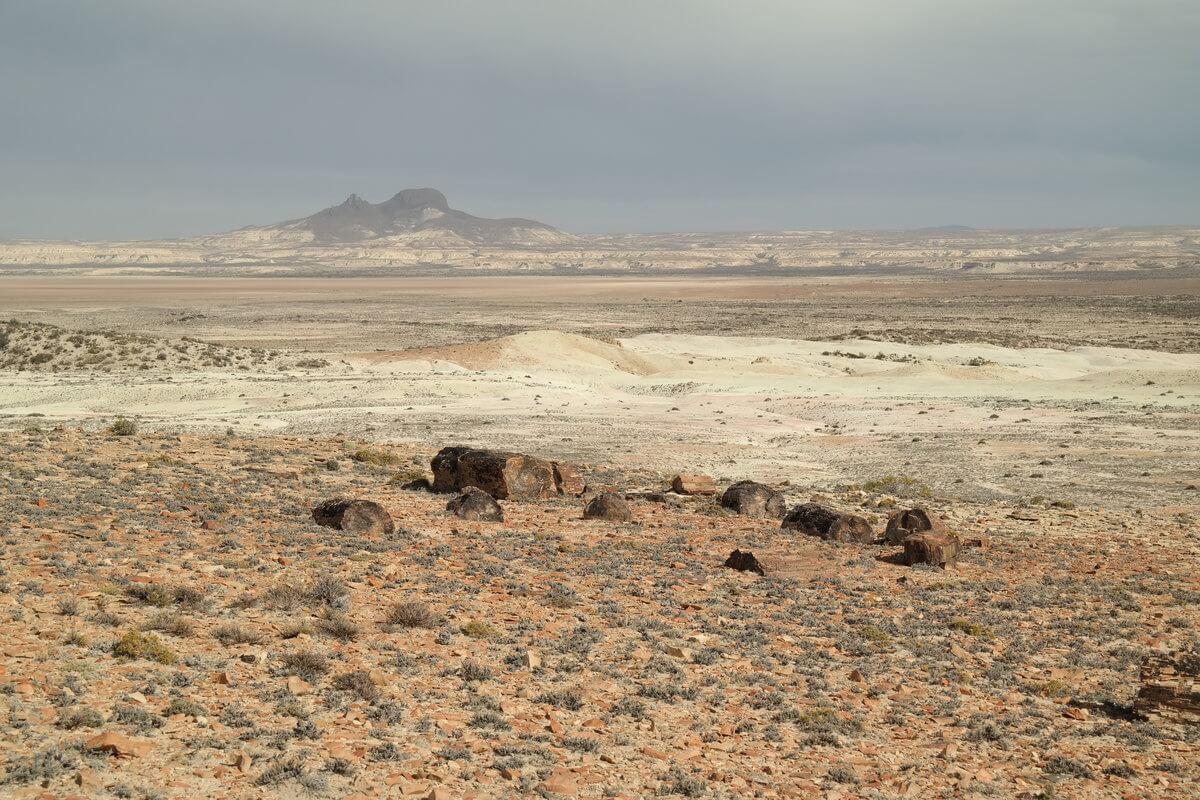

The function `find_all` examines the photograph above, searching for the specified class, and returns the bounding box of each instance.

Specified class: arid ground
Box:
[0,272,1197,798]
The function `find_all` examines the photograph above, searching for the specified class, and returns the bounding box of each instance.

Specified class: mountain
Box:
[245,188,569,245]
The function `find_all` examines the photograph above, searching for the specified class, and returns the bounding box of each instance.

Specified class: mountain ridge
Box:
[247,188,569,245]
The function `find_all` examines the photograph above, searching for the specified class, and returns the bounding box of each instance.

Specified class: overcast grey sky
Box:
[1,0,1197,237]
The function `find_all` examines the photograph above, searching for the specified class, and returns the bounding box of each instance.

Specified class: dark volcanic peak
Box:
[272,188,564,244]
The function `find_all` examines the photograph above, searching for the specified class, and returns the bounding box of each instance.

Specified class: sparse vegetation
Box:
[280,649,330,682]
[384,600,437,628]
[349,447,402,467]
[112,630,178,664]
[108,416,138,436]
[860,474,932,499]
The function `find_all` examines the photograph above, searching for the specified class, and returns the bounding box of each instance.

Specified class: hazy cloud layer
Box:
[1,0,1197,237]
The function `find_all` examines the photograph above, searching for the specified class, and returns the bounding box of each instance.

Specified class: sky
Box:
[1,0,1198,238]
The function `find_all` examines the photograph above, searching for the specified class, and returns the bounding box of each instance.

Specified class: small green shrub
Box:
[861,474,931,499]
[108,417,138,436]
[349,448,401,467]
[461,620,498,640]
[113,630,177,664]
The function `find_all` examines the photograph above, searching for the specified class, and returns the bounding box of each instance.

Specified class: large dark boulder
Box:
[885,507,946,544]
[783,503,874,543]
[720,481,786,519]
[312,498,394,536]
[446,487,504,522]
[430,446,562,501]
[582,491,632,522]
[431,446,475,493]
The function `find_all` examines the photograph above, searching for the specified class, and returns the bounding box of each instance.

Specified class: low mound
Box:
[0,319,293,373]
[380,330,660,376]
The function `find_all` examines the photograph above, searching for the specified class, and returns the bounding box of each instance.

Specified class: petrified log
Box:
[1135,651,1200,725]
[446,487,504,522]
[902,532,960,567]
[430,447,559,500]
[671,473,717,496]
[553,462,586,497]
[720,481,786,519]
[885,507,946,545]
[583,491,632,522]
[724,549,766,575]
[312,498,394,536]
[431,446,474,493]
[782,503,875,543]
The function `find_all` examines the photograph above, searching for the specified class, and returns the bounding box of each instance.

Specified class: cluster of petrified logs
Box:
[308,447,1198,727]
[715,479,963,574]
[309,447,964,573]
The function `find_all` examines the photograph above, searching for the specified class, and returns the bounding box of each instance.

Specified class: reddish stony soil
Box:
[1,427,1197,799]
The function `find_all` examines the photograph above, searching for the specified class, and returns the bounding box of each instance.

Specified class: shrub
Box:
[280,649,330,682]
[385,600,436,628]
[349,448,401,467]
[948,617,993,638]
[1044,756,1094,779]
[113,631,178,664]
[459,660,494,682]
[163,698,206,717]
[124,582,206,611]
[307,576,349,607]
[0,744,86,786]
[861,474,931,499]
[254,755,308,787]
[827,765,860,784]
[141,611,194,638]
[316,612,360,642]
[468,710,510,730]
[56,597,81,616]
[535,688,584,711]
[333,670,379,702]
[57,707,104,729]
[212,623,263,646]
[388,468,428,486]
[461,620,498,640]
[108,417,138,436]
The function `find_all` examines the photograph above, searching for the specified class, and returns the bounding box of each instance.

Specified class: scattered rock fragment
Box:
[311,498,394,536]
[86,731,154,758]
[1135,650,1200,725]
[884,507,946,544]
[902,532,960,567]
[583,491,633,522]
[782,502,874,542]
[720,480,786,518]
[540,767,579,796]
[671,473,716,495]
[446,487,504,522]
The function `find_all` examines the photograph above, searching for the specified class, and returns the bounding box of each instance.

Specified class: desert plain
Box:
[0,261,1198,798]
